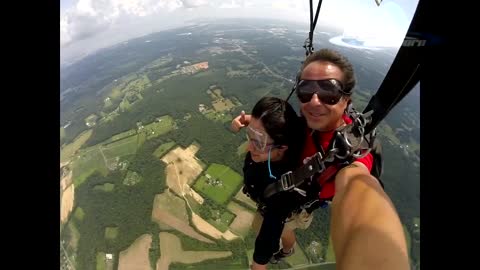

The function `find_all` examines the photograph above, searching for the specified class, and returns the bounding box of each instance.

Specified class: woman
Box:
[241,96,320,269]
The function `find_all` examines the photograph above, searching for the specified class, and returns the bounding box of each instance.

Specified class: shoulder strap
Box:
[311,130,325,157]
[263,150,326,198]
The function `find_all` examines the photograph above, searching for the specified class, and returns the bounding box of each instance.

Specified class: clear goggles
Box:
[245,125,275,152]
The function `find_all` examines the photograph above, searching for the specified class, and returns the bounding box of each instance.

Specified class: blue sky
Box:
[60,0,418,65]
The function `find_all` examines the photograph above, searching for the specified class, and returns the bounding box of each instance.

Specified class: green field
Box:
[146,56,173,69]
[123,170,142,186]
[67,221,80,250]
[102,116,174,150]
[204,111,217,120]
[352,91,369,108]
[285,244,309,267]
[252,86,275,98]
[302,263,336,269]
[237,141,248,156]
[404,225,411,255]
[60,127,66,140]
[100,109,120,123]
[204,111,233,123]
[227,69,250,77]
[71,148,109,187]
[152,141,176,158]
[408,137,420,153]
[96,252,106,270]
[85,114,98,126]
[102,135,139,160]
[119,99,132,112]
[74,207,85,221]
[107,129,137,143]
[207,211,236,232]
[247,249,254,266]
[325,236,335,262]
[413,217,420,227]
[193,163,243,205]
[378,122,401,145]
[93,183,115,192]
[123,74,151,93]
[143,115,175,139]
[105,227,119,240]
[60,130,93,162]
[103,98,113,109]
[69,116,174,188]
[109,87,123,100]
[138,131,147,147]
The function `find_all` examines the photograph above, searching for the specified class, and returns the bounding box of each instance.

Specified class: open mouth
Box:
[307,111,327,118]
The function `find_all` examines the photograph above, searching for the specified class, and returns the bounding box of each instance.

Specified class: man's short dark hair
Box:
[301,48,356,94]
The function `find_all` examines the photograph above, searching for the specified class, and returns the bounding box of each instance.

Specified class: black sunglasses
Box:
[296,79,349,105]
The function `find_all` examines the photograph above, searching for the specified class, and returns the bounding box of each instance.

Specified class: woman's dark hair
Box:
[251,96,303,162]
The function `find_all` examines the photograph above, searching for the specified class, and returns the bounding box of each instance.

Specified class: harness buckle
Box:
[280,171,295,191]
[293,187,307,197]
[314,152,327,172]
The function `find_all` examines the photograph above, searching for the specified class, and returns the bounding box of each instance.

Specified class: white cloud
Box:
[61,0,187,47]
[76,0,97,15]
[271,0,305,11]
[219,0,240,9]
[60,0,313,63]
[180,0,208,8]
[61,0,267,48]
[218,0,254,9]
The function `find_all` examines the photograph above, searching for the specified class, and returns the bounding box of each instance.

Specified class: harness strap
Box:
[263,109,379,200]
[263,150,326,198]
[264,127,342,199]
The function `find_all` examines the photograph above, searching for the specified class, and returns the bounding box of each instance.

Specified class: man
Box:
[232,48,409,270]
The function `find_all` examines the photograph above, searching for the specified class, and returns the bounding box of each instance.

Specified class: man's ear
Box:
[343,97,352,112]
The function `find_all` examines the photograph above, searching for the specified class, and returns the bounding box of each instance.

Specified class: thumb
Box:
[240,110,246,122]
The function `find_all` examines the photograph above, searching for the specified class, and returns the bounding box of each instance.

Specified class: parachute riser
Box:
[304,37,314,57]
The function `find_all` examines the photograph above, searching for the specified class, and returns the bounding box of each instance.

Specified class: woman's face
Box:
[246,117,287,163]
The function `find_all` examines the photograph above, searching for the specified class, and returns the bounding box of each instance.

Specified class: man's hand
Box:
[231,110,251,132]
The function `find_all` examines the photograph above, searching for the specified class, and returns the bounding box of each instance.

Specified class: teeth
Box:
[310,112,323,117]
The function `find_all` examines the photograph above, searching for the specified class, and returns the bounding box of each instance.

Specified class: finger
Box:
[240,110,246,121]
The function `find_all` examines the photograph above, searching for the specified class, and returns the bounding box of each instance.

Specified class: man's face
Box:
[299,61,349,131]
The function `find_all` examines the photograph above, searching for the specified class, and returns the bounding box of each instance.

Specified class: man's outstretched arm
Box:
[331,163,409,270]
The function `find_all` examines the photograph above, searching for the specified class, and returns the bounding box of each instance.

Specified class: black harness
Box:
[263,106,384,201]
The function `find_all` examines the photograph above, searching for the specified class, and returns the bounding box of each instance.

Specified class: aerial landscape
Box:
[60,16,420,270]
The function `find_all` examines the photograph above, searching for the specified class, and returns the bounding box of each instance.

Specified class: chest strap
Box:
[264,150,327,198]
